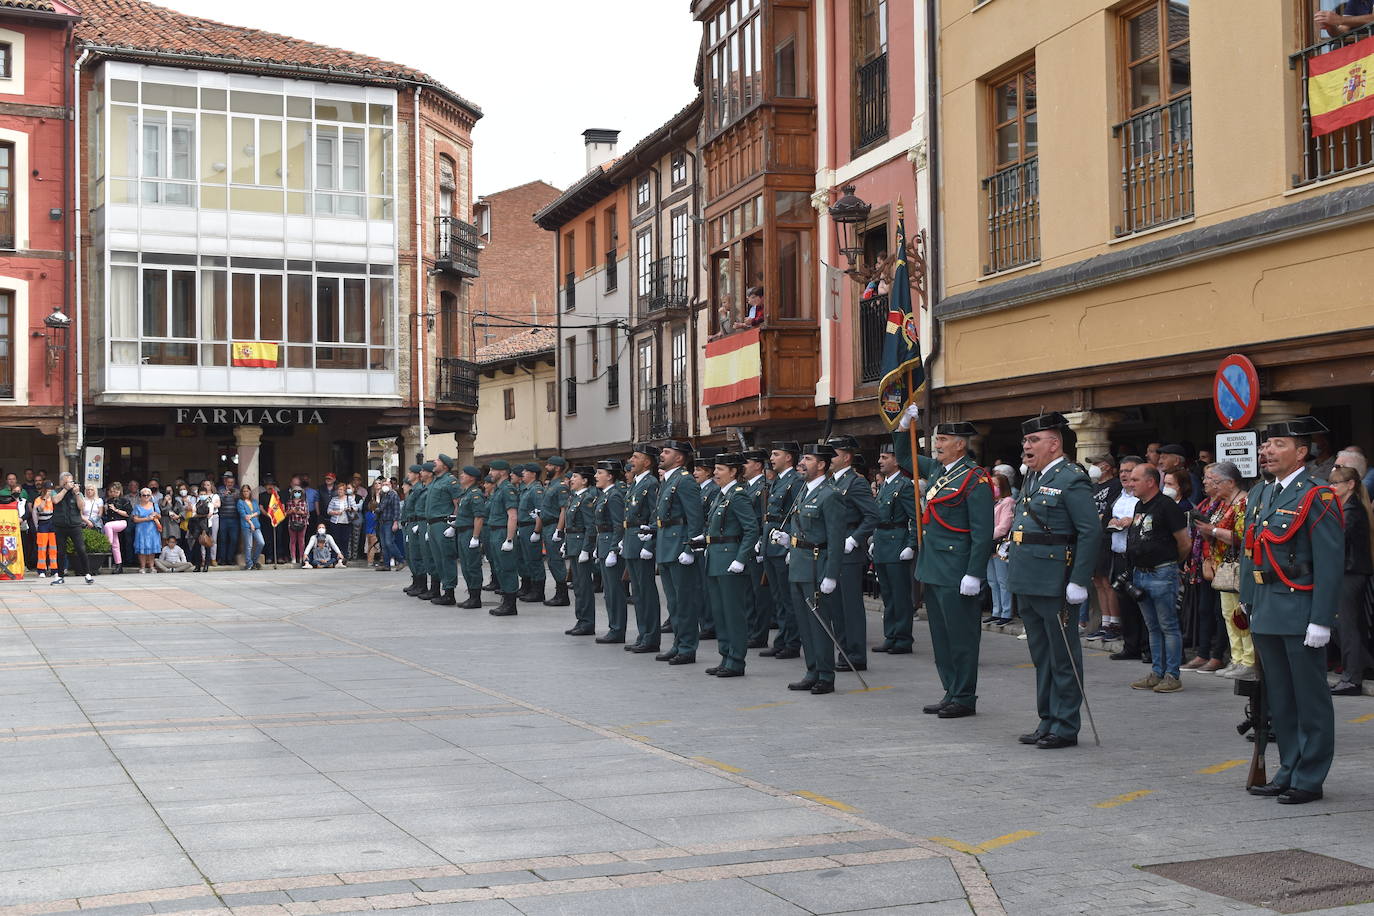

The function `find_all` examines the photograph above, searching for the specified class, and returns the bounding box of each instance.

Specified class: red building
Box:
[0,0,79,476]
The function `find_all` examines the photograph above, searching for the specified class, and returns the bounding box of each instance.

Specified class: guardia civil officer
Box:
[412,462,438,600]
[624,444,662,652]
[593,459,628,643]
[423,455,461,606]
[693,457,721,641]
[562,466,597,636]
[454,466,486,608]
[1006,412,1101,748]
[825,436,879,670]
[401,464,429,597]
[537,456,570,607]
[514,465,546,602]
[741,449,773,650]
[703,453,760,677]
[871,442,919,656]
[1242,417,1344,804]
[772,443,846,694]
[485,459,520,616]
[760,442,804,659]
[651,440,705,665]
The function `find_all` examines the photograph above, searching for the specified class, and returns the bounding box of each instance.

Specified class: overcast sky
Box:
[160,0,703,196]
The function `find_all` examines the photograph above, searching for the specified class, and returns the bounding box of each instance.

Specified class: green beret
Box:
[489,459,510,471]
[461,465,481,478]
[407,464,423,473]
[543,455,567,467]
[520,464,540,475]
[421,461,436,472]
[435,453,455,469]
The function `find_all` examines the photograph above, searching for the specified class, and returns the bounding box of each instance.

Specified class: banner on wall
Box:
[0,504,25,580]
[84,447,105,491]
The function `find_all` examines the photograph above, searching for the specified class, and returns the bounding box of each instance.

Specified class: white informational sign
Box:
[84,447,105,490]
[1216,430,1259,479]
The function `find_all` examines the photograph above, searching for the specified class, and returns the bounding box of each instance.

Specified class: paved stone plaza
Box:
[1,570,1373,916]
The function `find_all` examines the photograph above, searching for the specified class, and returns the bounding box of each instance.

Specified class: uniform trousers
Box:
[659,561,700,656]
[571,555,595,628]
[791,581,836,683]
[486,534,519,594]
[767,556,800,650]
[602,556,627,638]
[457,530,483,591]
[835,560,868,666]
[1018,593,1083,739]
[746,558,772,645]
[708,569,749,671]
[428,522,457,591]
[627,556,660,647]
[1253,632,1335,792]
[875,560,915,649]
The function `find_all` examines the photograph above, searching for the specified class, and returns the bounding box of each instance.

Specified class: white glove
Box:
[728,560,745,574]
[959,575,981,597]
[530,532,541,543]
[754,541,762,555]
[1304,623,1332,649]
[443,526,454,538]
[771,529,790,547]
[500,539,514,552]
[640,548,654,560]
[820,577,837,594]
[559,544,567,558]
[1065,582,1089,605]
[638,531,653,542]
[605,551,618,568]
[897,403,920,432]
[868,544,874,559]
[577,550,589,563]
[755,555,764,564]
[529,510,539,519]
[424,531,429,541]
[844,536,857,554]
[468,537,479,549]
[411,524,419,534]
[677,551,695,566]
[899,547,914,561]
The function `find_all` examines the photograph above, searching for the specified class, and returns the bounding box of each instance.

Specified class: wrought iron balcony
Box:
[1292,22,1374,186]
[564,272,576,311]
[607,362,620,407]
[435,217,481,278]
[1113,97,1193,236]
[604,251,618,292]
[435,357,479,408]
[641,382,687,440]
[640,256,690,318]
[856,53,889,150]
[982,158,1040,274]
[858,293,888,384]
[565,376,577,415]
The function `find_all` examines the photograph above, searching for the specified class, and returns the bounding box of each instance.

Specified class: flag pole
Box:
[896,197,925,550]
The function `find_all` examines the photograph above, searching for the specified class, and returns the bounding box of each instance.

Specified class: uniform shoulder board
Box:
[1068,463,1087,475]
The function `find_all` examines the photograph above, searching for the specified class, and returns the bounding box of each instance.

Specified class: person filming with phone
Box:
[1124,463,1192,694]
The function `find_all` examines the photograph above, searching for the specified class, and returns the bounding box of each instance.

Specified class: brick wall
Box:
[469,180,560,349]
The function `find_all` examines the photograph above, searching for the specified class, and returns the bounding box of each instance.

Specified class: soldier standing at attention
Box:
[760,442,804,660]
[653,440,705,665]
[562,467,597,636]
[624,445,662,653]
[424,455,461,606]
[825,436,879,671]
[704,453,760,678]
[871,442,919,657]
[454,466,487,608]
[538,457,570,607]
[1005,412,1101,749]
[773,443,846,695]
[401,464,428,597]
[484,460,520,617]
[517,465,547,603]
[693,459,720,641]
[741,449,773,651]
[593,459,628,644]
[413,462,439,600]
[1242,417,1343,805]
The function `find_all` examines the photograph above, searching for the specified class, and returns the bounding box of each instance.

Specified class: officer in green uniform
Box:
[423,454,460,606]
[1004,412,1101,749]
[740,449,773,651]
[761,442,804,659]
[871,442,919,656]
[704,453,760,677]
[592,459,628,643]
[693,459,720,640]
[1241,417,1343,804]
[401,464,428,596]
[825,436,879,671]
[893,413,994,716]
[537,456,570,607]
[517,464,546,603]
[413,462,439,600]
[562,466,597,635]
[651,440,705,665]
[484,459,520,616]
[773,443,846,694]
[623,444,661,652]
[454,465,487,608]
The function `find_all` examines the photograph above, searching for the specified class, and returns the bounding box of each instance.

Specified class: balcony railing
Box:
[606,362,620,406]
[982,158,1040,274]
[640,383,687,439]
[565,376,577,415]
[858,293,888,384]
[1292,23,1374,185]
[642,256,689,318]
[604,251,618,292]
[564,272,576,311]
[435,217,480,277]
[1113,96,1193,236]
[856,53,889,150]
[435,357,479,408]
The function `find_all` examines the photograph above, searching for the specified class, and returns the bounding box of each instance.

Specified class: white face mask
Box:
[380,484,390,492]
[179,489,188,496]
[317,528,327,535]
[1088,465,1103,482]
[1163,486,1179,500]
[1019,464,1029,477]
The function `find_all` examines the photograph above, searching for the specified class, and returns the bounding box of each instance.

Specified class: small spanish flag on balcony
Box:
[1308,34,1374,137]
[231,341,279,368]
[703,326,762,407]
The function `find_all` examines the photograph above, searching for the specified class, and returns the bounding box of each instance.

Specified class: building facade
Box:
[469,180,560,350]
[469,327,557,465]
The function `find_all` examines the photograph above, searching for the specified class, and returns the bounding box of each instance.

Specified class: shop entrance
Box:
[104,440,148,488]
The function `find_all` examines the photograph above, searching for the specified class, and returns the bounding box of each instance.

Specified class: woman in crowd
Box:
[130,487,162,573]
[30,481,56,576]
[160,484,185,552]
[346,480,365,560]
[101,482,132,574]
[1182,470,1227,672]
[194,480,220,565]
[1329,466,1374,696]
[302,524,346,568]
[363,480,381,567]
[1192,461,1253,679]
[286,482,310,564]
[186,483,212,572]
[1163,470,1194,513]
[327,483,352,555]
[985,473,1015,626]
[82,485,103,530]
[236,484,265,571]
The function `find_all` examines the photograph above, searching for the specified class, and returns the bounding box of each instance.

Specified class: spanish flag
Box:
[703,326,762,407]
[266,489,286,526]
[232,341,279,368]
[1308,34,1374,137]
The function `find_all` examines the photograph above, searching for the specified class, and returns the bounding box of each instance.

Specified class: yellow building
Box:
[932,0,1374,461]
[469,328,558,466]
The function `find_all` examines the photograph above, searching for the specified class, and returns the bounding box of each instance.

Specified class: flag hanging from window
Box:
[232,341,279,368]
[703,326,762,407]
[877,214,925,430]
[1307,34,1374,137]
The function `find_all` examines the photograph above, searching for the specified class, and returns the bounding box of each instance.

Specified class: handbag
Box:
[1211,559,1240,593]
[197,531,213,549]
[1201,556,1216,581]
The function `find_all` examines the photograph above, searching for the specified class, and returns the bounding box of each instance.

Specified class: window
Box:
[1295,1,1374,183]
[636,230,653,301]
[670,209,689,301]
[588,326,599,375]
[0,43,11,80]
[585,217,597,270]
[0,290,12,397]
[706,0,762,131]
[774,7,811,99]
[140,110,195,206]
[314,127,365,217]
[564,335,577,415]
[0,142,12,249]
[984,63,1040,273]
[637,336,655,437]
[670,153,686,187]
[546,380,556,413]
[636,175,651,210]
[853,0,889,150]
[503,387,515,420]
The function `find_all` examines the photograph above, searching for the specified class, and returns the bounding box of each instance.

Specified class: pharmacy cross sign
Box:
[1213,354,1259,431]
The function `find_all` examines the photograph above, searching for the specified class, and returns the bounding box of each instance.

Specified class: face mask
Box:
[1088,465,1103,482]
[1019,464,1029,477]
[346,488,354,495]
[1163,486,1179,499]
[179,489,188,496]
[380,485,390,492]
[318,528,326,535]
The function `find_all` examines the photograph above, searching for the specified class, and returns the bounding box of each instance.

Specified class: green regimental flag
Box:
[877,215,924,431]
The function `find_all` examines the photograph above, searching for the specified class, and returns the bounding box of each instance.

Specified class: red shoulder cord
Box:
[923,468,991,533]
[1248,485,1344,591]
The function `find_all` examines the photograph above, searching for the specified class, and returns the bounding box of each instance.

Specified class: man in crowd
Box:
[760,442,804,660]
[563,466,597,636]
[623,445,661,652]
[592,459,628,644]
[1086,454,1123,642]
[652,440,705,665]
[485,460,520,616]
[425,455,460,606]
[217,471,240,566]
[402,464,429,597]
[1125,463,1191,694]
[1107,456,1148,662]
[826,436,879,672]
[693,456,720,640]
[516,464,547,603]
[538,456,570,607]
[1158,444,1204,504]
[454,466,486,607]
[741,448,773,650]
[871,442,918,656]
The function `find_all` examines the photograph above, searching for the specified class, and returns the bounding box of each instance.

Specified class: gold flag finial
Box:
[897,196,904,220]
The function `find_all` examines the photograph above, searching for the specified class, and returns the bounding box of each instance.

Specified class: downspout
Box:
[922,0,942,425]
[72,46,89,471]
[554,230,563,453]
[413,86,426,458]
[646,163,662,435]
[60,26,71,472]
[683,149,701,440]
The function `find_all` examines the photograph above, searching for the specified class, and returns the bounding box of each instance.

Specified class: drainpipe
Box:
[413,86,426,458]
[922,0,942,424]
[683,149,700,440]
[72,47,89,471]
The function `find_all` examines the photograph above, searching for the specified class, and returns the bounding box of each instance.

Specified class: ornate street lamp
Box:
[827,184,871,277]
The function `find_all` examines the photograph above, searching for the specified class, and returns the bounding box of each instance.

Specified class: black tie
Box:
[1272,481,1283,498]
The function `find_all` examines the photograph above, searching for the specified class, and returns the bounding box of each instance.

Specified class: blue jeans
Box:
[379,522,402,566]
[217,518,240,564]
[241,525,264,567]
[1132,563,1182,677]
[987,554,1012,619]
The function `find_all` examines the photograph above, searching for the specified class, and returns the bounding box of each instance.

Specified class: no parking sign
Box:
[1213,354,1259,431]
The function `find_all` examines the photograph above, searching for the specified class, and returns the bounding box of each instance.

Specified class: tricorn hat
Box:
[740,449,768,464]
[660,439,694,456]
[771,440,801,456]
[803,443,838,461]
[826,435,861,452]
[595,459,624,475]
[571,465,595,480]
[934,421,978,438]
[1021,412,1076,453]
[713,452,744,468]
[1263,416,1329,439]
[631,443,658,460]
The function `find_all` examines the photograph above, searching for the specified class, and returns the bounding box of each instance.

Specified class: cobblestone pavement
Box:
[2,570,1372,916]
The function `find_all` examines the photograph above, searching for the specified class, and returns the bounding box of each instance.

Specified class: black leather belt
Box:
[706,535,739,544]
[454,525,472,533]
[791,537,827,549]
[567,528,584,535]
[657,516,685,528]
[876,522,906,529]
[1253,564,1312,585]
[426,517,447,523]
[764,514,782,522]
[596,524,614,533]
[517,520,535,527]
[1011,531,1074,546]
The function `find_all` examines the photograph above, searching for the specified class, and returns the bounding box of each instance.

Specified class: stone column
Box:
[1063,410,1123,465]
[234,425,263,490]
[400,425,429,466]
[1250,399,1311,433]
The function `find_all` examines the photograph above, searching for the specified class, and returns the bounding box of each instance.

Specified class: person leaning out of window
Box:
[1328,466,1374,696]
[744,286,765,327]
[1125,463,1192,694]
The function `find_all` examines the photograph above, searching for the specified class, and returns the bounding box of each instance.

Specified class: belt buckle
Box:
[790,536,798,548]
[657,519,663,528]
[1253,570,1264,584]
[1012,531,1023,544]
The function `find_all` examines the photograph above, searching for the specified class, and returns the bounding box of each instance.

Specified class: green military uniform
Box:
[826,438,879,668]
[741,456,772,649]
[651,446,705,662]
[517,468,546,600]
[563,473,597,632]
[455,467,486,604]
[622,452,661,650]
[1240,418,1343,799]
[401,465,428,595]
[1006,413,1101,746]
[705,461,760,676]
[593,467,628,641]
[539,459,570,606]
[484,461,520,611]
[413,463,439,599]
[763,447,805,654]
[424,457,460,604]
[696,474,720,636]
[872,449,919,654]
[782,449,846,691]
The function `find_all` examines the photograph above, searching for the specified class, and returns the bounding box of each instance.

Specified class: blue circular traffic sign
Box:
[1213,354,1259,431]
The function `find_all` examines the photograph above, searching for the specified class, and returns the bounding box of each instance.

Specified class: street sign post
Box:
[1213,354,1259,431]
[1216,430,1259,478]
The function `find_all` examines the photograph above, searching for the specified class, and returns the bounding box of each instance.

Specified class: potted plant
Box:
[67,528,113,573]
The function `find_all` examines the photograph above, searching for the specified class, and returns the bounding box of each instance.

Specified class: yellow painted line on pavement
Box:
[738,701,794,711]
[1348,712,1374,724]
[929,831,1038,855]
[929,837,980,855]
[844,685,894,694]
[1014,662,1035,669]
[692,756,743,773]
[631,719,670,726]
[794,790,858,813]
[1094,790,1153,809]
[1196,759,1247,775]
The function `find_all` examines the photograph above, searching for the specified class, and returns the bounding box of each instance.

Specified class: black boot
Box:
[489,592,518,616]
[521,581,546,603]
[403,574,423,595]
[458,590,482,609]
[543,583,570,607]
[431,589,456,606]
[416,576,437,600]
[518,576,534,599]
[482,578,498,592]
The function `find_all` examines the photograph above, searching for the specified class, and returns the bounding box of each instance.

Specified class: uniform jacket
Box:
[784,479,845,584]
[1239,470,1344,634]
[763,467,803,559]
[653,467,703,561]
[744,474,768,553]
[424,472,457,520]
[518,481,545,528]
[622,471,660,555]
[828,466,879,564]
[705,481,760,573]
[593,483,626,560]
[1006,458,1101,596]
[563,488,594,557]
[892,434,995,584]
[455,485,485,530]
[486,480,518,540]
[539,478,568,527]
[872,471,919,564]
[402,482,426,524]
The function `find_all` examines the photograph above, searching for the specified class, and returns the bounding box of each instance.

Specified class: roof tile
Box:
[475,327,556,364]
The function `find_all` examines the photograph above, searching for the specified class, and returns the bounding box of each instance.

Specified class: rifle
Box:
[1237,653,1269,788]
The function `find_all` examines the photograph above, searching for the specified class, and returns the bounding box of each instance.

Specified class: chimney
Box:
[583,128,620,173]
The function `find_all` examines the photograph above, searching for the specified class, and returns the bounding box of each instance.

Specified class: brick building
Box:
[469,180,560,350]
